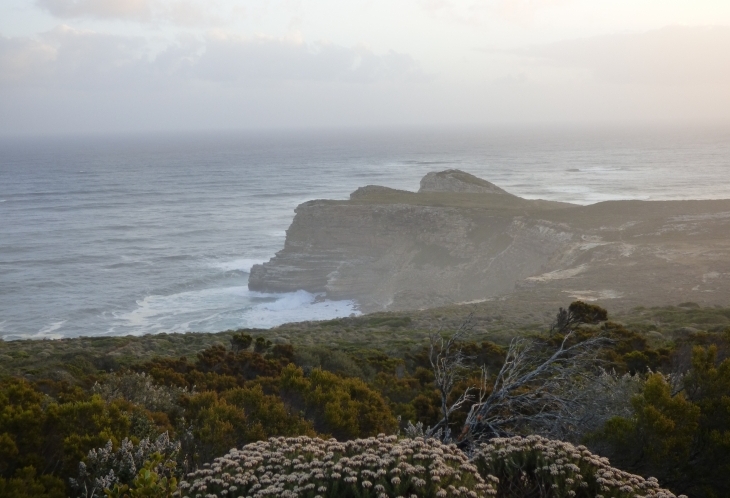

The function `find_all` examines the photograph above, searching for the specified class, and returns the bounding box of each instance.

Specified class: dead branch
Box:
[427,314,475,440]
[462,329,611,445]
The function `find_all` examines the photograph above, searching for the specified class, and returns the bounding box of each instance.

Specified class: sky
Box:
[1,0,730,134]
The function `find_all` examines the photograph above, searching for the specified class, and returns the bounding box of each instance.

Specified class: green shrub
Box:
[181,384,314,465]
[0,467,65,498]
[279,365,397,439]
[104,453,178,498]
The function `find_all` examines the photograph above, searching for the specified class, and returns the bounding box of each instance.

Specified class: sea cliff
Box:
[250,170,730,312]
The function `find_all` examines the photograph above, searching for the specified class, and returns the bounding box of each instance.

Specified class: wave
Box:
[109,286,358,336]
[206,258,267,273]
[3,320,68,340]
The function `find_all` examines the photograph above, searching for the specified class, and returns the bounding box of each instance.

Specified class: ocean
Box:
[1,126,729,340]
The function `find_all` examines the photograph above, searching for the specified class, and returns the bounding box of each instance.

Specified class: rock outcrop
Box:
[249,170,730,312]
[419,169,512,195]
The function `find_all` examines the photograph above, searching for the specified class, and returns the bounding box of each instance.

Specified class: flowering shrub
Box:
[70,433,180,498]
[473,435,685,498]
[177,435,496,498]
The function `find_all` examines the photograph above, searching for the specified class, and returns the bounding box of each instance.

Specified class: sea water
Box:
[1,126,729,340]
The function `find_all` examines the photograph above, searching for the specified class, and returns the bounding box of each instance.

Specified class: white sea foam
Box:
[207,258,267,273]
[4,321,70,340]
[111,286,358,336]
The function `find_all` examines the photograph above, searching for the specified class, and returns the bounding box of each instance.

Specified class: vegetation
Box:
[2,302,730,496]
[178,434,683,498]
[180,435,494,498]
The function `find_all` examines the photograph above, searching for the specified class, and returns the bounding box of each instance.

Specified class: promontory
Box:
[249,169,730,313]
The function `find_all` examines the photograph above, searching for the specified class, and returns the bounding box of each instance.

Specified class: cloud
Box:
[0,26,154,90]
[418,0,574,25]
[515,26,730,86]
[0,37,56,85]
[37,0,153,20]
[194,34,423,83]
[35,0,231,25]
[1,24,729,134]
[491,0,574,23]
[0,27,423,89]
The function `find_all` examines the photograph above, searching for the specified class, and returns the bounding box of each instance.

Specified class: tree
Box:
[462,329,609,443]
[229,332,253,353]
[594,345,730,497]
[426,315,477,440]
[549,301,608,336]
[445,302,612,446]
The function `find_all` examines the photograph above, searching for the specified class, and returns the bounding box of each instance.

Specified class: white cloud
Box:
[514,26,730,86]
[194,34,423,83]
[1,23,729,134]
[35,0,235,26]
[417,0,575,26]
[0,36,55,84]
[0,26,423,89]
[0,26,153,90]
[37,0,154,21]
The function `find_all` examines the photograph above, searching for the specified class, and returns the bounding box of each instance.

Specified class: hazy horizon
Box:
[2,1,730,135]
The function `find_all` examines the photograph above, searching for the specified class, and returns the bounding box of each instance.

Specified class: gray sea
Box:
[1,126,729,340]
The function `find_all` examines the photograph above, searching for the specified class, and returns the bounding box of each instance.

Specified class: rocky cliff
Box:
[249,170,730,312]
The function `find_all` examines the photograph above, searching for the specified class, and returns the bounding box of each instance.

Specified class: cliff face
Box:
[249,171,730,312]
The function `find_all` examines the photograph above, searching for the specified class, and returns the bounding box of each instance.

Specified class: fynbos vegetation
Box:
[2,302,730,497]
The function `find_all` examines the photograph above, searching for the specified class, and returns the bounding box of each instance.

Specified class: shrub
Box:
[104,453,178,498]
[177,435,495,498]
[279,365,397,439]
[473,435,684,498]
[230,333,253,353]
[180,385,314,465]
[92,373,187,415]
[69,433,180,498]
[0,466,65,498]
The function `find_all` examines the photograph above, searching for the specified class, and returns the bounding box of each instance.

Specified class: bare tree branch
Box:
[461,327,611,446]
[427,314,476,440]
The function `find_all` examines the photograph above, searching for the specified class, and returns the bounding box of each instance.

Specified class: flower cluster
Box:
[177,435,495,498]
[473,435,686,498]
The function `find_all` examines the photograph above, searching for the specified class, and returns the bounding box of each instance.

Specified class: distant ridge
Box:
[419,169,513,195]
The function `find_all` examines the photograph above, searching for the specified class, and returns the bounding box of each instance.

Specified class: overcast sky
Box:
[1,0,730,134]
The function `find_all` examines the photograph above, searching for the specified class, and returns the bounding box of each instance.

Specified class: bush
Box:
[473,435,683,498]
[0,467,65,498]
[92,373,187,415]
[69,433,180,498]
[279,365,397,439]
[180,385,314,465]
[177,435,495,498]
[104,453,178,498]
